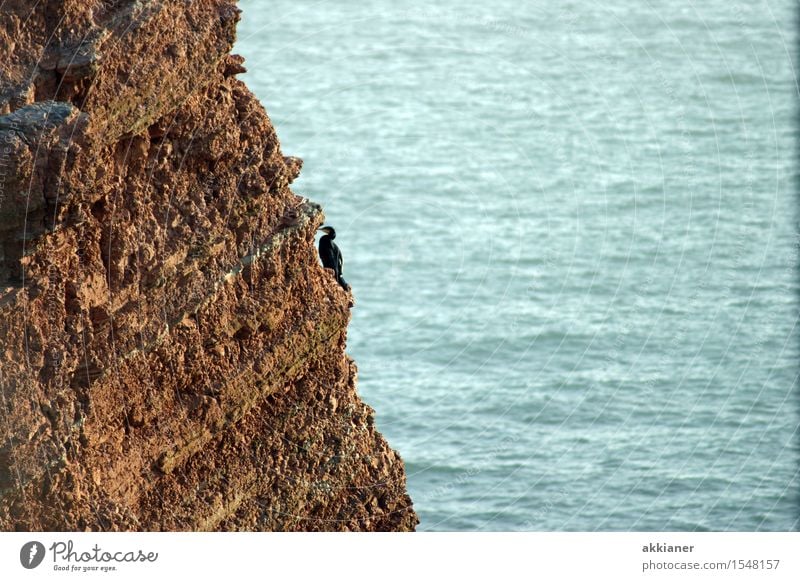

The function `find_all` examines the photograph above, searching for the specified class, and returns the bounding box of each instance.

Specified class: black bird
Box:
[318,225,350,290]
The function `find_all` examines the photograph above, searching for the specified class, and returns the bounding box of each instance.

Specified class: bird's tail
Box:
[338,277,350,291]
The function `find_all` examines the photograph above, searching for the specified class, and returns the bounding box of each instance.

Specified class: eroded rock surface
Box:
[0,0,417,531]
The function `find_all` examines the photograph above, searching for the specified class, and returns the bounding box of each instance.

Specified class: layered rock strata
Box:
[0,0,417,531]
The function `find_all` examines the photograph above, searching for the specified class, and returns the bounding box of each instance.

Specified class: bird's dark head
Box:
[318,225,336,238]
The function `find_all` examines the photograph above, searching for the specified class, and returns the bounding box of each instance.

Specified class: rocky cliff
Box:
[0,0,417,531]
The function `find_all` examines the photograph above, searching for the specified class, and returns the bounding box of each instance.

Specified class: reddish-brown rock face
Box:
[0,0,417,531]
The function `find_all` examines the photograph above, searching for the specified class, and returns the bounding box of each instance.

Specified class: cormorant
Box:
[318,225,350,290]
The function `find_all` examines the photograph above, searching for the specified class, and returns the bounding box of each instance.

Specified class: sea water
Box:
[235,0,799,530]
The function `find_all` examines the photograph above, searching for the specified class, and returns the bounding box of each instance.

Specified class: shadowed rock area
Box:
[0,0,417,531]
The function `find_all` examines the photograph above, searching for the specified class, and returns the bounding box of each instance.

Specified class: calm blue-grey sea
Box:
[235,0,799,531]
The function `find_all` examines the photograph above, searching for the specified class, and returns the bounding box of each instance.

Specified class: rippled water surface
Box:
[236,0,799,530]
